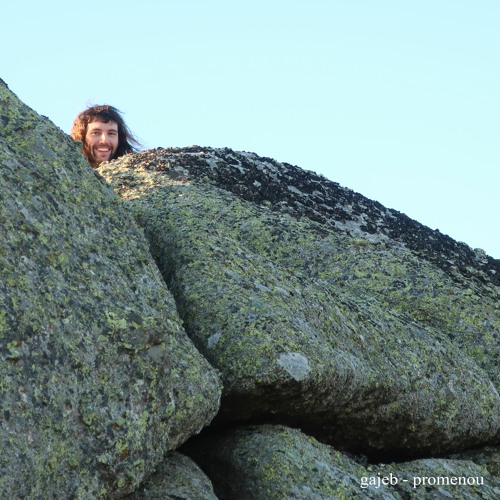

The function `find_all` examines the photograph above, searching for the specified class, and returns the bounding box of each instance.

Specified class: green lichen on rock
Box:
[99,149,499,458]
[184,424,500,499]
[0,80,221,498]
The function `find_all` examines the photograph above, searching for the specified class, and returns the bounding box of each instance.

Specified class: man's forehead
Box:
[88,120,118,130]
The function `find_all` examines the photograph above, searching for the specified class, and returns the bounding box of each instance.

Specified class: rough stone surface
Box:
[99,148,500,459]
[117,146,499,290]
[183,424,500,499]
[127,451,218,499]
[0,81,221,498]
[449,446,500,478]
[183,425,369,499]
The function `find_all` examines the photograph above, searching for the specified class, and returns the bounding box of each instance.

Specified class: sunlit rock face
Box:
[0,81,221,498]
[99,147,499,459]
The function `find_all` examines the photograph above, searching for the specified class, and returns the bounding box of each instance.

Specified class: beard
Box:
[91,145,116,163]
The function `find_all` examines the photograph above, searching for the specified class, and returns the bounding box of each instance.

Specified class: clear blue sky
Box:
[2,1,499,258]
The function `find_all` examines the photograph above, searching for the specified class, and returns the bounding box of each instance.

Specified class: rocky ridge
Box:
[130,146,499,290]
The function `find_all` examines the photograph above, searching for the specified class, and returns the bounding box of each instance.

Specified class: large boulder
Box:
[98,147,500,459]
[183,424,499,499]
[0,81,221,498]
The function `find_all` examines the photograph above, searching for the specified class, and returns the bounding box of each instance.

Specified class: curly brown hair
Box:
[70,104,141,167]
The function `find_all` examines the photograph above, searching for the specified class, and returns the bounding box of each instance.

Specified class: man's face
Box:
[85,120,119,164]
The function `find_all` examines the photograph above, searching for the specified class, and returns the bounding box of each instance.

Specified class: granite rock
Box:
[0,81,221,498]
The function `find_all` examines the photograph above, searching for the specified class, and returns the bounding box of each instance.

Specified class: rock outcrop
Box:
[1,78,499,498]
[99,148,499,461]
[0,80,221,498]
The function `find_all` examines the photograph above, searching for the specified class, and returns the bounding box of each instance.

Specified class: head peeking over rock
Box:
[70,104,140,168]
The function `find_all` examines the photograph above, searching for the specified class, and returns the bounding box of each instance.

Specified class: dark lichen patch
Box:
[0,80,221,498]
[99,149,499,458]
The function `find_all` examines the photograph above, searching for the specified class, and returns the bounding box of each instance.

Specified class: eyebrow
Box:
[87,126,118,133]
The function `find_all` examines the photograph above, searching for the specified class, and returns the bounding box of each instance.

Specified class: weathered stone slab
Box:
[0,81,221,498]
[99,148,499,458]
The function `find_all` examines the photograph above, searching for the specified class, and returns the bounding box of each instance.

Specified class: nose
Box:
[98,132,109,143]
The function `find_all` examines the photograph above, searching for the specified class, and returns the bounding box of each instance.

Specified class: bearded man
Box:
[70,104,140,168]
